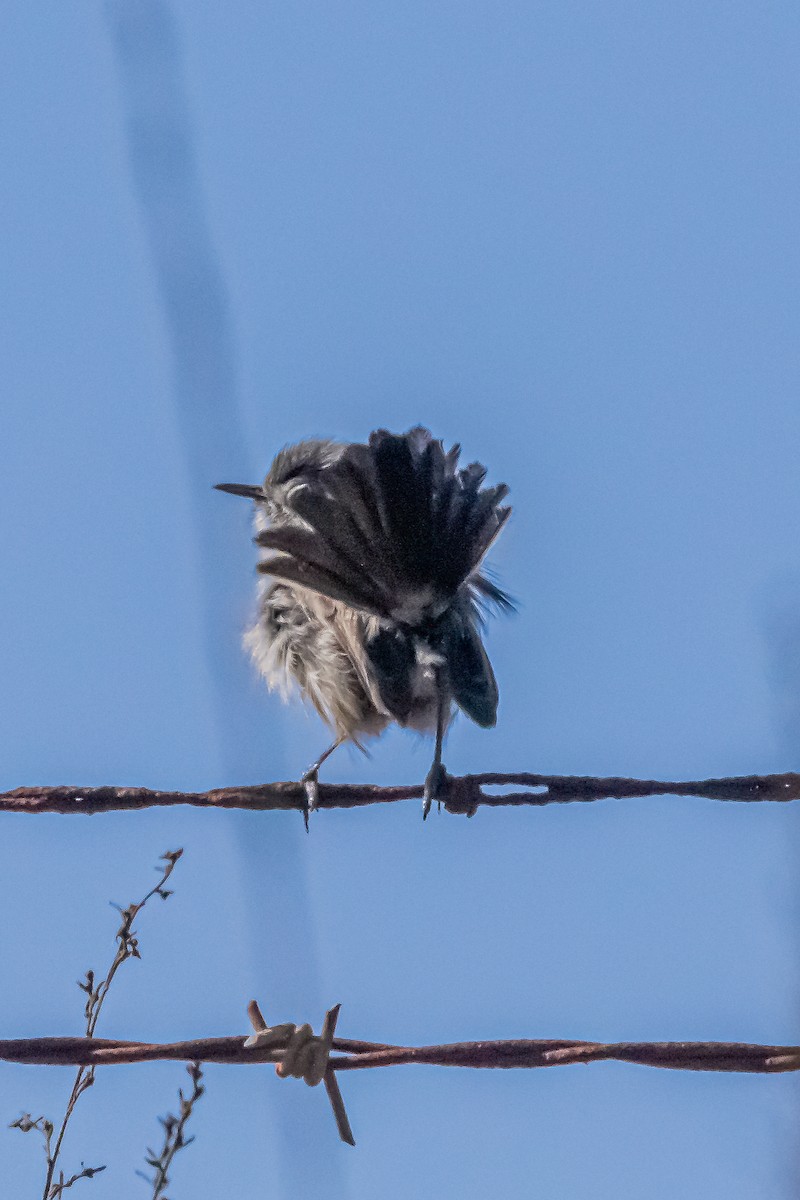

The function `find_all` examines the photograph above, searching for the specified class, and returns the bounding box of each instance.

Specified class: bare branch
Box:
[136,1063,204,1199]
[45,1164,106,1198]
[10,851,183,1199]
[2,771,800,818]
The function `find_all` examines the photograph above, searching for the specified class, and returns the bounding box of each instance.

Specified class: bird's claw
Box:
[301,768,320,832]
[423,762,449,820]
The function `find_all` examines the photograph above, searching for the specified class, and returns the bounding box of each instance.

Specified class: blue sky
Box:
[2,2,800,1196]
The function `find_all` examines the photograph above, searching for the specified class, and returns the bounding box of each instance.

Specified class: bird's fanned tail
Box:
[254,427,512,625]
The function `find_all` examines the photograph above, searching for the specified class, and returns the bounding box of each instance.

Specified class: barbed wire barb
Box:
[243,1001,352,1143]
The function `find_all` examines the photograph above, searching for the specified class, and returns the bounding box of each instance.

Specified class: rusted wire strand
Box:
[3,771,800,817]
[2,1035,799,1074]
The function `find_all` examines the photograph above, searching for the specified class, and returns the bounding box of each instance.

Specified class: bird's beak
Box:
[214,482,265,501]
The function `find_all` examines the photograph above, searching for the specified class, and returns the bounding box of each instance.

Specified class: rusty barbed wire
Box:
[3,1031,798,1072]
[7,1026,800,1149]
[8,1002,800,1148]
[2,770,800,818]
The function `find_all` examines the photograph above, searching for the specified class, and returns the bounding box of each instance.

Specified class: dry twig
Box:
[9,850,183,1198]
[136,1062,204,1199]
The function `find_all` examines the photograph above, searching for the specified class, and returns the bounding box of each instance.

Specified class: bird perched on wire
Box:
[216,426,513,819]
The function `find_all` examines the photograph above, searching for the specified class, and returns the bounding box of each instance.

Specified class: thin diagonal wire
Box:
[105,2,335,1190]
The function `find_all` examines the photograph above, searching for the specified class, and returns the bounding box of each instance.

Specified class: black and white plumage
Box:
[216,427,512,817]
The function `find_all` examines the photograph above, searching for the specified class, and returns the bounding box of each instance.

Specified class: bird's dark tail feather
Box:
[255,427,512,624]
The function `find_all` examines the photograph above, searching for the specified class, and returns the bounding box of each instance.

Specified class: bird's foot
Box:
[423,762,449,820]
[300,766,320,832]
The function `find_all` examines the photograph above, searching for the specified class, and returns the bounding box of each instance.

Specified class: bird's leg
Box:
[423,679,449,820]
[301,738,343,829]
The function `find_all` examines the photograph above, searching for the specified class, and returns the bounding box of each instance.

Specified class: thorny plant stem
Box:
[39,851,182,1200]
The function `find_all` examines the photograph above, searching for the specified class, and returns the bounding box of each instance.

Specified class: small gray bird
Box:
[216,426,512,818]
